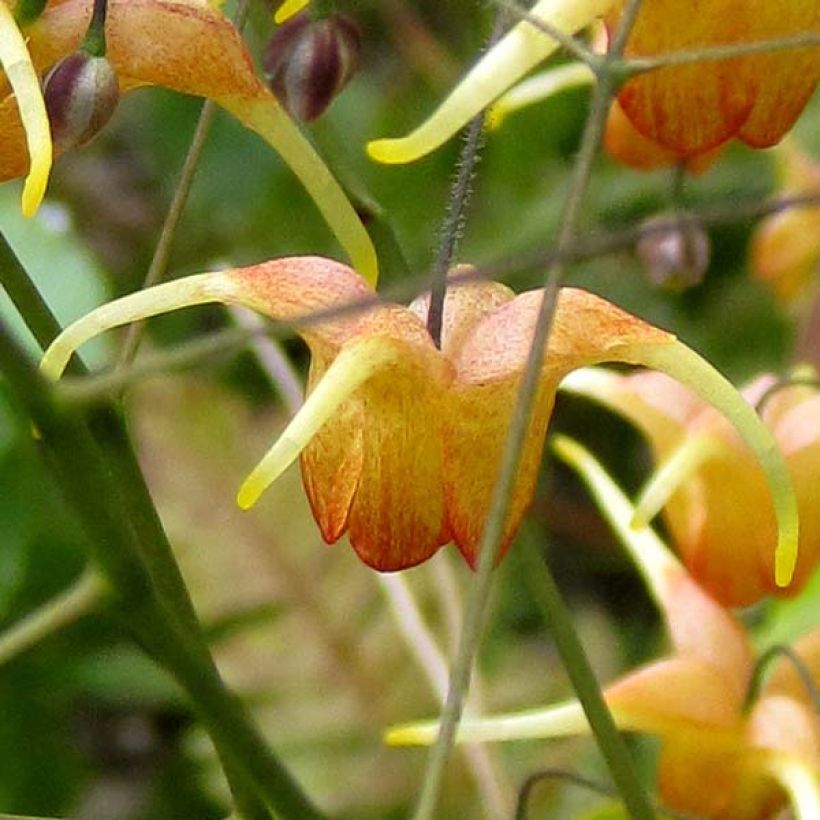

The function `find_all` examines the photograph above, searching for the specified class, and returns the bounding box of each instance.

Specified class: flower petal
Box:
[367,0,613,164]
[614,0,756,155]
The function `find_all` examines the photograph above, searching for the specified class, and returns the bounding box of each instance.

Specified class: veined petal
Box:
[16,1,377,281]
[0,1,51,216]
[302,307,452,571]
[367,0,613,164]
[614,0,756,155]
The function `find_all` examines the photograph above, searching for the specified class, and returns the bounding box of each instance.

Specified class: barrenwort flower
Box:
[40,256,799,581]
[389,438,819,819]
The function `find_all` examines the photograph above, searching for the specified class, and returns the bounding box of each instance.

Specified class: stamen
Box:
[236,335,400,509]
[552,435,681,604]
[488,61,594,129]
[631,434,720,529]
[0,2,52,216]
[385,699,590,746]
[40,272,239,380]
[224,96,379,286]
[367,0,612,164]
[636,341,799,587]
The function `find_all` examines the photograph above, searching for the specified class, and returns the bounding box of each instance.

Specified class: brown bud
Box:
[636,213,710,291]
[263,12,360,122]
[44,51,119,153]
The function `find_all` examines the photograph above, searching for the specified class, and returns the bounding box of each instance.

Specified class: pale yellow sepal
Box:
[0,2,52,217]
[367,0,612,164]
[274,0,309,24]
[762,751,820,820]
[237,335,400,509]
[488,61,594,129]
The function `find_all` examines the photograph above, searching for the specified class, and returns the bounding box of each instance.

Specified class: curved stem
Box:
[0,571,107,667]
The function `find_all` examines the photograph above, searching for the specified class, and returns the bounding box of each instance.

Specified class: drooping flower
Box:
[40,256,799,580]
[561,366,820,607]
[367,0,819,165]
[388,437,819,820]
[0,0,376,282]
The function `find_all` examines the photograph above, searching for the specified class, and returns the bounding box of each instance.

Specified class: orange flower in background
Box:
[389,437,820,820]
[562,367,820,607]
[367,0,819,165]
[0,0,376,281]
[612,0,820,159]
[751,141,820,303]
[40,256,798,577]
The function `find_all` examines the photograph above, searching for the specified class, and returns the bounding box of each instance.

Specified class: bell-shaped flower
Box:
[367,0,819,165]
[561,366,820,607]
[0,0,376,282]
[40,256,799,578]
[388,437,819,820]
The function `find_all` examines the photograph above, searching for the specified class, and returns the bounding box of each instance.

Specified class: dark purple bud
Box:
[263,12,360,122]
[44,51,119,153]
[636,213,710,292]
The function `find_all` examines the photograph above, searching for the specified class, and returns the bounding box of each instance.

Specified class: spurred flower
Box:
[367,0,819,165]
[40,257,799,577]
[388,438,819,820]
[561,367,820,606]
[0,0,376,281]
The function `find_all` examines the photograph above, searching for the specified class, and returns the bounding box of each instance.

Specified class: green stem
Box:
[0,570,107,667]
[81,0,109,57]
[410,2,653,818]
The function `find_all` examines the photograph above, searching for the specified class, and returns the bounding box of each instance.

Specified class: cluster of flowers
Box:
[2,1,818,816]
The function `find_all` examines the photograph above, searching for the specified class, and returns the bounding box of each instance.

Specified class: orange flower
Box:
[40,256,799,576]
[751,141,820,303]
[562,367,820,606]
[367,0,818,165]
[612,0,820,158]
[389,437,819,819]
[0,0,376,281]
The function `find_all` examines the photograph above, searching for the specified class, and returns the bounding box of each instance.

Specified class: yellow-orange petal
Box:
[614,0,756,155]
[763,628,820,706]
[444,287,675,565]
[0,1,51,215]
[736,2,820,149]
[303,308,453,571]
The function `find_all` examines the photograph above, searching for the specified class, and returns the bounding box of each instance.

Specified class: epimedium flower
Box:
[388,437,819,820]
[366,0,819,166]
[0,0,377,282]
[39,256,800,577]
[561,366,820,607]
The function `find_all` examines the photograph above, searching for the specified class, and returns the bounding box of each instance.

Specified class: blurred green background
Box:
[0,1,818,817]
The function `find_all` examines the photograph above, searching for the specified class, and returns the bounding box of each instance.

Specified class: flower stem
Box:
[0,570,107,668]
[82,0,109,58]
[410,2,654,818]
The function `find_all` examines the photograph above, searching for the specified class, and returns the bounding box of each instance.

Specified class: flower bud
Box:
[44,51,119,153]
[263,12,360,122]
[636,213,710,291]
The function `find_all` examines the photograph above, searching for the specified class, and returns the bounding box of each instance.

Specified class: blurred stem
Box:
[411,2,653,818]
[0,570,107,668]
